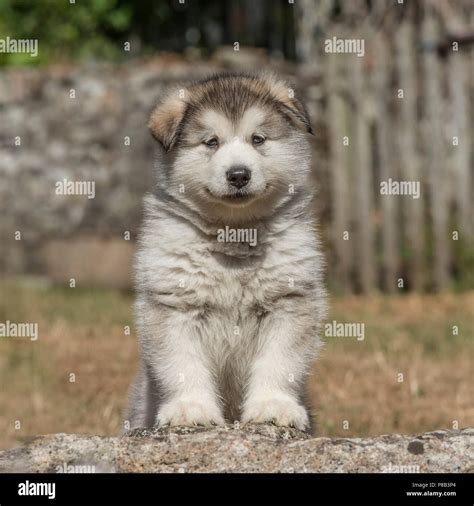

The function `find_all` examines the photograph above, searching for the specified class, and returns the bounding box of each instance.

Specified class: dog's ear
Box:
[266,76,313,134]
[148,89,188,151]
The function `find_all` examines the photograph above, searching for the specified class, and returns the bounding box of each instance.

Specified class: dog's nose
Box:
[226,166,251,189]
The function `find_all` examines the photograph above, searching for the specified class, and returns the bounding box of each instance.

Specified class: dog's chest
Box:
[192,238,302,315]
[148,217,314,317]
[199,257,270,313]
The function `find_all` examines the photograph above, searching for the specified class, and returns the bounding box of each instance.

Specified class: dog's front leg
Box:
[241,307,317,430]
[141,303,225,428]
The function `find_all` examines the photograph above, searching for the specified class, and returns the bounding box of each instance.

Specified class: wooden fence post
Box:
[351,49,376,292]
[326,51,352,291]
[447,27,472,239]
[396,21,424,290]
[374,34,399,292]
[421,9,450,289]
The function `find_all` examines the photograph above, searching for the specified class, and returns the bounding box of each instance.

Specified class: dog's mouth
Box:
[222,191,252,201]
[205,188,260,205]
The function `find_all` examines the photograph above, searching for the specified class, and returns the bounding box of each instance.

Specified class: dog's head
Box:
[149,73,313,221]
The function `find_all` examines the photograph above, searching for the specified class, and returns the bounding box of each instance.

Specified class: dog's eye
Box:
[204,137,218,148]
[252,134,265,146]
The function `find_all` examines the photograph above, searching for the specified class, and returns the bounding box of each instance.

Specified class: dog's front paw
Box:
[241,395,309,430]
[156,399,225,427]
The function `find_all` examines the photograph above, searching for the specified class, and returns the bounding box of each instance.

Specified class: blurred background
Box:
[0,0,472,449]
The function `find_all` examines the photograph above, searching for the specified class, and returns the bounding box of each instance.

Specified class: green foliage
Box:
[0,0,132,66]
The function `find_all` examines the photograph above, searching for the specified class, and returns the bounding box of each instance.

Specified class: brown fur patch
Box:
[148,91,187,151]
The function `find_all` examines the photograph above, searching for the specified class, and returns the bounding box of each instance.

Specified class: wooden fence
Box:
[297,0,473,292]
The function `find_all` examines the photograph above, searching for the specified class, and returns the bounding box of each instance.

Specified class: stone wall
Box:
[0,425,472,473]
[0,57,319,286]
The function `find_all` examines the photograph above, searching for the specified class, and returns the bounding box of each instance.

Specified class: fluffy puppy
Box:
[127,73,326,431]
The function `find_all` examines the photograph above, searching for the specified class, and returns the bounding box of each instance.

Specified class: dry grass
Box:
[0,278,472,449]
[310,292,474,437]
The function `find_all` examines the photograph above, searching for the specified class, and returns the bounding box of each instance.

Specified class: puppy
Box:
[127,73,326,431]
